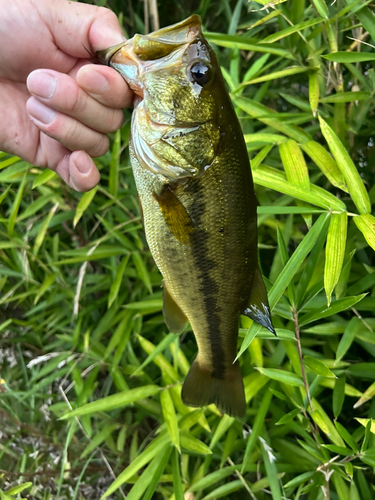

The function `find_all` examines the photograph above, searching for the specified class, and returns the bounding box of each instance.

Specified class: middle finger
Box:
[26,69,124,134]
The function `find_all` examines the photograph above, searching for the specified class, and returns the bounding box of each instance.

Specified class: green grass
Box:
[1,0,375,498]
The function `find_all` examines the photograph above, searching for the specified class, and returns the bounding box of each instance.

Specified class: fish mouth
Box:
[96,15,202,97]
[97,15,201,65]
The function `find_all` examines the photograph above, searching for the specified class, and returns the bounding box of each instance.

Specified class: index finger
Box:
[76,64,134,109]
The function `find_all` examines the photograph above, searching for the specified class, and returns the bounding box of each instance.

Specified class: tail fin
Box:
[181,356,246,417]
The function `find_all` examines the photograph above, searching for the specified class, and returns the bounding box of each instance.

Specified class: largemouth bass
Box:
[98,15,275,417]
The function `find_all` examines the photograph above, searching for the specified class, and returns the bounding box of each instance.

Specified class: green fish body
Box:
[98,16,274,417]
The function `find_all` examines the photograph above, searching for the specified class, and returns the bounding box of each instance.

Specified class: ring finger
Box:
[26,96,109,157]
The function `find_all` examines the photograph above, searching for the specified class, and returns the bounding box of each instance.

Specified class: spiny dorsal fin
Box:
[163,284,188,333]
[243,267,275,335]
[153,185,194,244]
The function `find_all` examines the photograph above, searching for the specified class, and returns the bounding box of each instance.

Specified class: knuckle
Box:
[91,135,109,157]
[98,7,119,25]
[65,84,87,116]
[106,110,124,133]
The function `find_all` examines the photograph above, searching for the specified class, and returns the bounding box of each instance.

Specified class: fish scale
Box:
[98,15,275,417]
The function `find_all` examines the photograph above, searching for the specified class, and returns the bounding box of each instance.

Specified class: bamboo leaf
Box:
[354,214,375,250]
[7,173,26,236]
[160,387,180,452]
[308,70,319,115]
[5,483,32,495]
[32,168,57,188]
[333,375,346,418]
[309,399,345,446]
[131,333,176,378]
[180,433,212,455]
[304,356,337,378]
[109,129,121,196]
[242,385,273,472]
[334,421,360,452]
[142,447,171,500]
[108,255,130,308]
[356,418,375,436]
[201,480,243,500]
[242,53,271,84]
[311,0,329,18]
[269,213,330,309]
[354,381,375,409]
[262,18,325,43]
[73,187,98,228]
[320,91,371,103]
[60,385,161,419]
[126,447,171,500]
[318,116,370,214]
[352,4,375,41]
[324,212,348,306]
[171,447,184,500]
[253,165,346,210]
[246,9,282,30]
[336,317,361,362]
[232,96,311,143]
[132,252,152,294]
[323,52,375,62]
[102,435,170,498]
[256,368,304,386]
[188,465,237,492]
[241,66,310,86]
[261,436,282,500]
[205,33,295,59]
[279,139,310,190]
[34,273,57,305]
[299,295,366,326]
[301,141,347,192]
[275,408,301,425]
[245,133,285,145]
[33,203,59,256]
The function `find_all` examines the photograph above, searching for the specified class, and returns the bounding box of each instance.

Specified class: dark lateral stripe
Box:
[187,180,226,379]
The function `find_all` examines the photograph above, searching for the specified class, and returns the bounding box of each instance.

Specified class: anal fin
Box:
[163,285,188,333]
[243,267,276,335]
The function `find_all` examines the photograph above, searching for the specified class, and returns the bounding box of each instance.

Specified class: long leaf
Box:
[318,116,371,214]
[60,385,161,419]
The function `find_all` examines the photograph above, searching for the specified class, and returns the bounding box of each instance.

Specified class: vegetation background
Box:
[1,0,375,498]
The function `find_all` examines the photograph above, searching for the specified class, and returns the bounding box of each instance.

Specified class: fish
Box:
[98,15,275,418]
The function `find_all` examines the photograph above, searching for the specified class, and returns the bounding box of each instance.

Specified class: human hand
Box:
[0,0,133,191]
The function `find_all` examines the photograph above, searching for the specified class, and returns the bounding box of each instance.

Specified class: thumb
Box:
[47,0,125,58]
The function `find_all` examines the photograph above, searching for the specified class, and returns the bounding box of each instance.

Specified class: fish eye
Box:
[190,62,211,85]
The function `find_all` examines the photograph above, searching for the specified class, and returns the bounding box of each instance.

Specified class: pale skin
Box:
[0,0,134,192]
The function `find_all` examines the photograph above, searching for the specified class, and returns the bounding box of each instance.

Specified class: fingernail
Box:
[27,98,56,124]
[80,68,109,95]
[27,71,57,99]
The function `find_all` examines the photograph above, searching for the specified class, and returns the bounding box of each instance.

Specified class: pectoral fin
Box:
[243,267,276,335]
[153,185,194,244]
[163,285,188,333]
